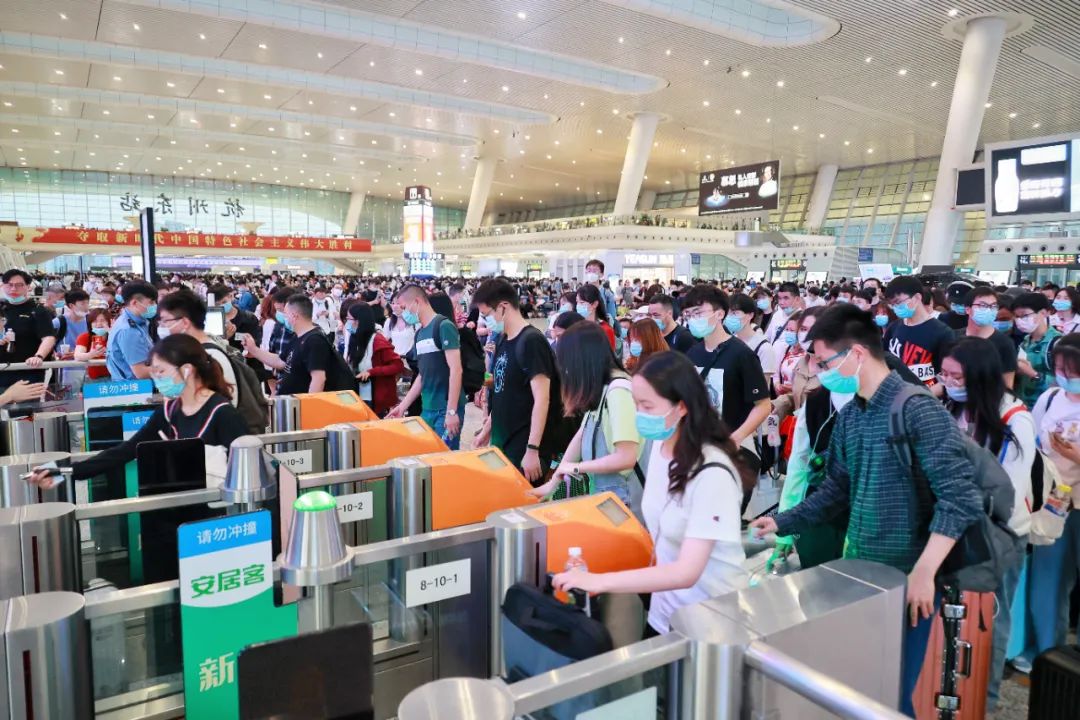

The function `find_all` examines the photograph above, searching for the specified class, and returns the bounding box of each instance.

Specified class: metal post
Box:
[398,677,515,720]
[16,503,81,597]
[387,460,427,644]
[310,584,334,631]
[325,424,360,544]
[270,395,300,433]
[668,602,754,720]
[485,508,546,677]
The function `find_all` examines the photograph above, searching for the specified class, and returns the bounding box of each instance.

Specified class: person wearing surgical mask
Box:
[74,308,112,382]
[625,318,666,373]
[726,294,776,386]
[157,291,239,407]
[958,287,1018,390]
[772,306,826,421]
[881,276,955,394]
[1050,287,1080,335]
[1014,292,1061,409]
[584,259,618,321]
[774,312,805,397]
[939,337,1034,712]
[105,280,159,381]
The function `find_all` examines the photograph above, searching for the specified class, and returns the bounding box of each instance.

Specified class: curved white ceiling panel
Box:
[0,81,478,147]
[0,31,556,124]
[595,0,840,47]
[119,0,668,94]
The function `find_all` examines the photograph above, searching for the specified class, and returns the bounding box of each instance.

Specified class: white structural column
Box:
[637,189,658,212]
[464,156,498,230]
[343,190,365,237]
[613,112,661,217]
[805,164,838,230]
[919,15,1009,270]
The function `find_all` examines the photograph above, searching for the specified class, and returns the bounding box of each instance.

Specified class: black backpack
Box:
[888,383,1023,592]
[202,342,269,434]
[431,314,485,396]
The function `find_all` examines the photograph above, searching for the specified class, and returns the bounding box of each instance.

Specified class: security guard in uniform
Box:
[106,280,158,380]
[0,268,56,389]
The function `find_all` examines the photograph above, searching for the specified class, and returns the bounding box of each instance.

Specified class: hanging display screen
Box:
[986,134,1080,223]
[698,160,781,216]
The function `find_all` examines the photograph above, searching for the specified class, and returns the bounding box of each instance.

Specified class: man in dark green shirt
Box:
[752,304,981,718]
[388,285,465,449]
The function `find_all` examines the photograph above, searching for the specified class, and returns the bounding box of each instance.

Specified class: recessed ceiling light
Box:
[166,81,175,88]
[414,68,423,76]
[543,93,549,99]
[596,128,603,134]
[89,151,95,156]
[948,8,959,17]
[2,101,10,107]
[819,133,826,138]
[501,85,509,92]
[844,140,851,146]
[53,130,60,135]
[238,146,244,151]
[792,125,799,130]
[268,126,275,131]
[369,60,375,67]
[703,59,710,66]
[766,117,771,123]
[102,109,110,115]
[612,108,620,115]
[525,134,531,140]
[349,105,357,111]
[263,94,272,100]
[133,23,140,30]
[776,80,784,87]
[112,75,122,81]
[317,52,324,58]
[229,122,237,128]
[985,102,993,108]
[519,149,525,154]
[665,49,672,56]
[493,128,500,134]
[898,68,908,76]
[59,12,67,19]
[199,33,206,40]
[867,148,874,153]
[1033,122,1041,128]
[734,109,742,115]
[741,69,750,78]
[517,11,527,19]
[54,69,64,75]
[389,112,396,117]
[865,56,873,63]
[1009,112,1017,118]
[371,139,377,144]
[931,81,939,87]
[258,43,267,49]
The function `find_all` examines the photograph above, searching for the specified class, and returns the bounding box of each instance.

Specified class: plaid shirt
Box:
[775,372,982,573]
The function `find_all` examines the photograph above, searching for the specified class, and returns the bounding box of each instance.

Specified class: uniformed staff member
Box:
[107,280,158,380]
[0,268,56,389]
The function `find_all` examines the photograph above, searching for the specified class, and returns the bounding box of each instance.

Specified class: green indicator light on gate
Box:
[294,491,337,512]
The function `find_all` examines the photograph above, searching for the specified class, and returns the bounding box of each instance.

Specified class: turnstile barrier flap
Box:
[0,502,80,600]
[0,452,73,508]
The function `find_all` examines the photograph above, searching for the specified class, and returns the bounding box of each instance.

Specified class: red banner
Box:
[15,227,372,254]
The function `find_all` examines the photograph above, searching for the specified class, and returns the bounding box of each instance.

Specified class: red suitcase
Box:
[913,591,994,720]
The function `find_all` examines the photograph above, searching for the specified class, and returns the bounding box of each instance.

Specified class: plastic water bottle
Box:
[766,413,781,447]
[564,547,591,615]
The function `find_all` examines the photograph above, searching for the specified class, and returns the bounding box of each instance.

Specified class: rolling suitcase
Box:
[913,590,994,720]
[1028,644,1080,720]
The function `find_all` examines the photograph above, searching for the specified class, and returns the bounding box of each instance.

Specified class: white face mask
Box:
[157,324,171,339]
[1015,315,1039,334]
[585,272,599,283]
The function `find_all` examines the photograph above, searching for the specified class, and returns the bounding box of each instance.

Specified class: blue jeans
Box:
[987,547,1026,709]
[1030,510,1080,653]
[901,593,939,718]
[422,403,466,451]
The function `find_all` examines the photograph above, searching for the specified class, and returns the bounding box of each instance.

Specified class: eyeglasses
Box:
[681,308,714,320]
[971,302,999,311]
[814,348,849,373]
[888,296,913,310]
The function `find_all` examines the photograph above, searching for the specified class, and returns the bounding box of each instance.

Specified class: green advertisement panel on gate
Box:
[178,510,298,718]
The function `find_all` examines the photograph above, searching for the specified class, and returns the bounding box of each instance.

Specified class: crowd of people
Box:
[8,262,1080,716]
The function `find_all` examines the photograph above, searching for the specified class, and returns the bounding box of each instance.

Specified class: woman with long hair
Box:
[382,294,417,357]
[773,310,804,395]
[1050,286,1080,335]
[773,306,826,419]
[553,350,751,634]
[626,318,666,372]
[576,283,616,349]
[938,336,1034,711]
[345,302,404,416]
[530,322,643,513]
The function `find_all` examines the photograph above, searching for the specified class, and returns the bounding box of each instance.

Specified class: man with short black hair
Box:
[472,279,563,480]
[1013,292,1060,409]
[387,286,466,448]
[882,276,954,390]
[209,283,261,360]
[0,269,56,388]
[960,287,1018,388]
[681,284,771,473]
[106,280,158,380]
[585,259,618,321]
[310,285,339,336]
[158,290,240,404]
[647,293,696,353]
[751,303,982,718]
[766,281,804,360]
[60,289,90,350]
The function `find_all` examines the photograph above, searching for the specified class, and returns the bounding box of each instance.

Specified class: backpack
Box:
[431,314,485,396]
[202,342,269,434]
[888,383,1022,592]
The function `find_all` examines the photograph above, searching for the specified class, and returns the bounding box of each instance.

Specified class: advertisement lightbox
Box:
[698,160,781,216]
[986,133,1080,224]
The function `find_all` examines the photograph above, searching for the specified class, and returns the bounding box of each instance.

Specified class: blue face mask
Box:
[873,314,889,328]
[575,302,591,318]
[782,330,798,346]
[484,313,504,334]
[402,309,420,326]
[53,300,66,310]
[756,298,772,312]
[92,327,108,336]
[629,340,643,357]
[4,292,27,305]
[153,373,185,399]
[1055,373,1080,394]
[892,299,916,320]
[275,310,289,327]
[951,303,967,316]
[1053,299,1073,312]
[222,301,233,313]
[992,320,1013,333]
[635,407,677,441]
[971,307,997,327]
[653,318,665,331]
[945,385,968,403]
[722,315,744,334]
[143,303,157,320]
[835,297,849,304]
[819,352,860,395]
[688,315,716,339]
[559,303,572,314]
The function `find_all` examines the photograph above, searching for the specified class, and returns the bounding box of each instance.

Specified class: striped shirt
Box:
[775,372,982,573]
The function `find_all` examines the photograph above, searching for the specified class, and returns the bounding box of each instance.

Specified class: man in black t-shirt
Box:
[957,286,1018,389]
[246,294,352,395]
[473,279,564,481]
[882,276,955,392]
[648,293,696,353]
[0,269,56,388]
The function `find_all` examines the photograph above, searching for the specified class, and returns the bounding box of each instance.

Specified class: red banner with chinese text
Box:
[14,227,372,254]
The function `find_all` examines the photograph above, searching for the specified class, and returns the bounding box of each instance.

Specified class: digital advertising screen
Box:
[987,134,1080,223]
[698,160,781,216]
[403,185,436,276]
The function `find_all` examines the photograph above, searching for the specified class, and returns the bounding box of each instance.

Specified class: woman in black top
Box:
[28,334,249,487]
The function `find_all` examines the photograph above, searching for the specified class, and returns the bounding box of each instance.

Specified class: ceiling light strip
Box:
[0,81,477,147]
[0,31,555,124]
[119,0,666,95]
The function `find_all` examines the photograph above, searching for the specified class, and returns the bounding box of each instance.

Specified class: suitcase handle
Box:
[955,640,972,678]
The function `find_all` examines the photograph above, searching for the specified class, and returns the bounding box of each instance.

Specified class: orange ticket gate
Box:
[270,391,377,432]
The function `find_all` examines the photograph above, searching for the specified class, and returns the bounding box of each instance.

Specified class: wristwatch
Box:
[445,408,458,417]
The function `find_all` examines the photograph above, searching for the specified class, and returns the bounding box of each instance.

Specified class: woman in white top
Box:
[938,337,1034,712]
[1050,287,1080,335]
[1029,334,1080,659]
[553,351,750,634]
[381,298,416,357]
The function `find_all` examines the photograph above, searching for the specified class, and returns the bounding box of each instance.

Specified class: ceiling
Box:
[0,0,1078,216]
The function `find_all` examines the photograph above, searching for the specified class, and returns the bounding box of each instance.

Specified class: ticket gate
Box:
[271,391,377,432]
[0,451,73,508]
[0,404,75,456]
[341,417,446,468]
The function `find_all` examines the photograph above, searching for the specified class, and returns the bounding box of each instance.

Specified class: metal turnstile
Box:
[0,407,72,456]
[0,502,80,600]
[0,452,73,508]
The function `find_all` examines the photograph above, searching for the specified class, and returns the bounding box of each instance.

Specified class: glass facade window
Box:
[356,194,465,244]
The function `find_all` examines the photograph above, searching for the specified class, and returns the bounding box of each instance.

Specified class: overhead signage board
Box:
[698,160,780,216]
[403,185,436,276]
[986,133,1080,224]
[1017,253,1080,268]
[768,258,805,271]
